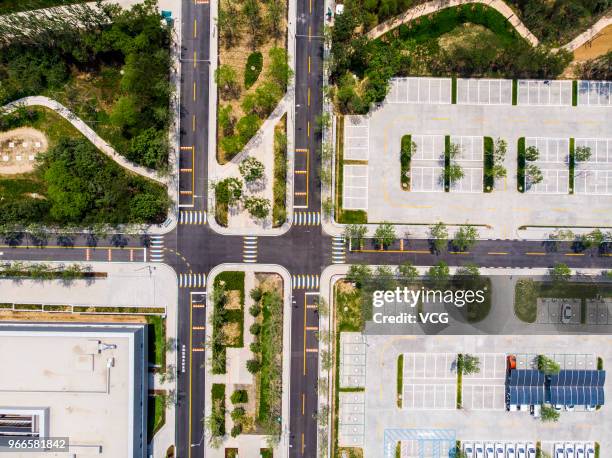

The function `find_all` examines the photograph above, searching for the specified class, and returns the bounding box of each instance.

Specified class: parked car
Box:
[585,405,596,411]
[475,443,485,458]
[554,444,565,458]
[517,443,526,458]
[561,303,573,323]
[565,443,576,458]
[506,444,516,458]
[485,443,495,458]
[495,443,505,458]
[526,443,536,458]
[576,443,585,458]
[586,445,595,458]
[530,404,541,418]
[464,443,475,458]
[554,404,564,412]
[565,404,575,412]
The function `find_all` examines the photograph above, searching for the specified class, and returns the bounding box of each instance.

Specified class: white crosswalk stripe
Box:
[149,235,165,262]
[331,236,346,264]
[179,210,206,225]
[243,236,258,263]
[179,272,206,288]
[291,274,320,290]
[293,211,321,226]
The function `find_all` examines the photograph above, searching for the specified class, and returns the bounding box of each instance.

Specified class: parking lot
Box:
[513,353,597,371]
[462,353,507,410]
[402,352,457,410]
[344,116,370,161]
[342,164,368,210]
[542,441,597,457]
[344,76,612,238]
[585,299,612,325]
[517,80,573,106]
[578,80,611,106]
[449,136,484,193]
[536,298,581,324]
[457,78,512,105]
[463,441,537,458]
[387,77,452,104]
[574,137,612,195]
[524,137,570,194]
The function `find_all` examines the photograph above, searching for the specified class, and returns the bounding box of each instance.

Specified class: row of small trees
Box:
[344,221,479,252]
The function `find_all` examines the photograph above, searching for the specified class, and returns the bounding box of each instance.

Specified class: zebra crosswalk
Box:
[331,236,346,264]
[179,272,206,288]
[149,235,165,262]
[243,236,258,263]
[293,211,321,226]
[179,210,206,225]
[292,274,320,290]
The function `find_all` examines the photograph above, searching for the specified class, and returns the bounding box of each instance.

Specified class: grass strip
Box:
[396,354,404,408]
[517,137,525,192]
[211,383,226,437]
[572,80,578,106]
[451,77,457,104]
[444,135,451,192]
[272,114,287,227]
[569,138,575,194]
[147,395,166,438]
[512,79,518,105]
[400,135,412,190]
[146,315,166,369]
[456,354,463,409]
[483,136,494,192]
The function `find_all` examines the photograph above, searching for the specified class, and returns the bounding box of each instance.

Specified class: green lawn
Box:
[147,395,166,439]
[272,114,287,227]
[146,315,166,369]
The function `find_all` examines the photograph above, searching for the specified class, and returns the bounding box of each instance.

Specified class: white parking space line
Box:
[578,80,612,106]
[525,137,569,164]
[450,136,484,162]
[575,138,612,164]
[518,80,573,106]
[450,167,483,193]
[526,169,569,194]
[343,164,368,210]
[457,78,513,105]
[402,353,457,410]
[412,135,445,161]
[344,116,370,161]
[575,169,612,195]
[388,77,452,104]
[411,167,445,192]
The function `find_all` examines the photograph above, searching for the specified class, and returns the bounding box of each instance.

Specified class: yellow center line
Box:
[487,252,508,255]
[301,433,305,455]
[308,55,311,73]
[193,81,196,101]
[194,18,197,38]
[526,252,546,256]
[449,251,470,255]
[193,50,197,68]
[303,294,307,376]
[308,25,312,42]
[308,87,311,106]
[565,253,584,256]
[192,114,196,132]
[307,121,310,137]
[309,0,312,13]
[302,393,305,415]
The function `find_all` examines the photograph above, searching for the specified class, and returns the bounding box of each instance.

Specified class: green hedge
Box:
[400,135,412,190]
[396,354,404,408]
[451,77,457,104]
[244,52,263,89]
[517,137,526,192]
[483,137,494,192]
[444,135,451,192]
[340,210,367,224]
[211,383,226,437]
[512,79,518,105]
[572,80,578,106]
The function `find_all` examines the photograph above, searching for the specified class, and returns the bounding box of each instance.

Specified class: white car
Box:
[475,443,485,458]
[565,404,575,412]
[506,444,516,458]
[495,443,505,458]
[517,443,526,458]
[576,444,585,458]
[565,443,576,458]
[464,443,475,458]
[485,443,495,458]
[526,443,536,458]
[554,444,565,458]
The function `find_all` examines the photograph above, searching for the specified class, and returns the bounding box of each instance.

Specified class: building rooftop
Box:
[0,323,147,458]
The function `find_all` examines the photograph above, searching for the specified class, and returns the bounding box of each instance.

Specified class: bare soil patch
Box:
[255,272,283,294]
[222,321,241,345]
[0,127,48,175]
[0,310,147,323]
[563,24,612,77]
[225,290,242,310]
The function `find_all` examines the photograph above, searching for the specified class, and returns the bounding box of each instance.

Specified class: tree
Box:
[215,64,240,99]
[453,225,479,252]
[538,355,561,375]
[344,224,367,246]
[526,164,543,185]
[455,263,480,279]
[217,0,241,48]
[398,261,418,283]
[448,142,462,159]
[445,164,464,185]
[130,193,168,223]
[492,137,507,178]
[574,145,592,162]
[266,0,284,40]
[246,358,261,373]
[231,389,248,404]
[541,405,560,423]
[128,128,168,170]
[461,354,481,375]
[239,156,265,183]
[374,222,396,248]
[110,94,140,130]
[525,145,539,162]
[550,263,571,284]
[242,0,263,49]
[321,350,333,371]
[214,178,242,206]
[429,222,448,253]
[236,114,261,144]
[346,264,372,288]
[428,261,450,289]
[267,47,292,90]
[244,197,270,219]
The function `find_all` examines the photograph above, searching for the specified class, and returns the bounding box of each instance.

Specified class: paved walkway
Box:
[366,0,539,45]
[1,96,165,184]
[561,15,612,51]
